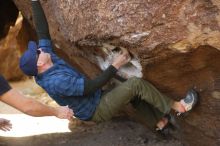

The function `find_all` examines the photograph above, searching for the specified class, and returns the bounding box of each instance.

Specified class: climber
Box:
[19,0,198,133]
[0,74,73,131]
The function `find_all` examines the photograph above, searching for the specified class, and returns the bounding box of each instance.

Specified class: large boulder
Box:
[13,0,220,145]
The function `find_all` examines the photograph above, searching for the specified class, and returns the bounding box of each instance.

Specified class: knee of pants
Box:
[127,77,153,91]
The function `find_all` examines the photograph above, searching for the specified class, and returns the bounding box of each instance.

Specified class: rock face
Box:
[0,0,18,39]
[0,0,36,80]
[0,14,37,81]
[0,0,21,80]
[12,0,220,145]
[0,15,25,81]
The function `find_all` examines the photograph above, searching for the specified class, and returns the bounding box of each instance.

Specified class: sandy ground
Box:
[0,79,184,146]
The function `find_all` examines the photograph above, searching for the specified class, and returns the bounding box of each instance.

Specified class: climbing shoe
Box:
[177,89,198,116]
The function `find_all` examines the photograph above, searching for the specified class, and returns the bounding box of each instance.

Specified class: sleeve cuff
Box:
[108,65,118,74]
[0,76,12,96]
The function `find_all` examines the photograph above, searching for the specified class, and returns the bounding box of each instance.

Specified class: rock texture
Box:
[12,0,220,145]
[0,0,21,80]
[0,0,36,80]
[0,14,37,81]
[0,0,18,39]
[0,16,23,81]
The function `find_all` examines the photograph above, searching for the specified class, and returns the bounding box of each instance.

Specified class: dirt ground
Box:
[0,119,184,146]
[0,79,184,146]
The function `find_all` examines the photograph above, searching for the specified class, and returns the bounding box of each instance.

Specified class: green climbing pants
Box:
[91,77,174,128]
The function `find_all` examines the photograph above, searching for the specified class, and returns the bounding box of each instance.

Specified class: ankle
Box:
[172,102,185,113]
[156,118,168,129]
